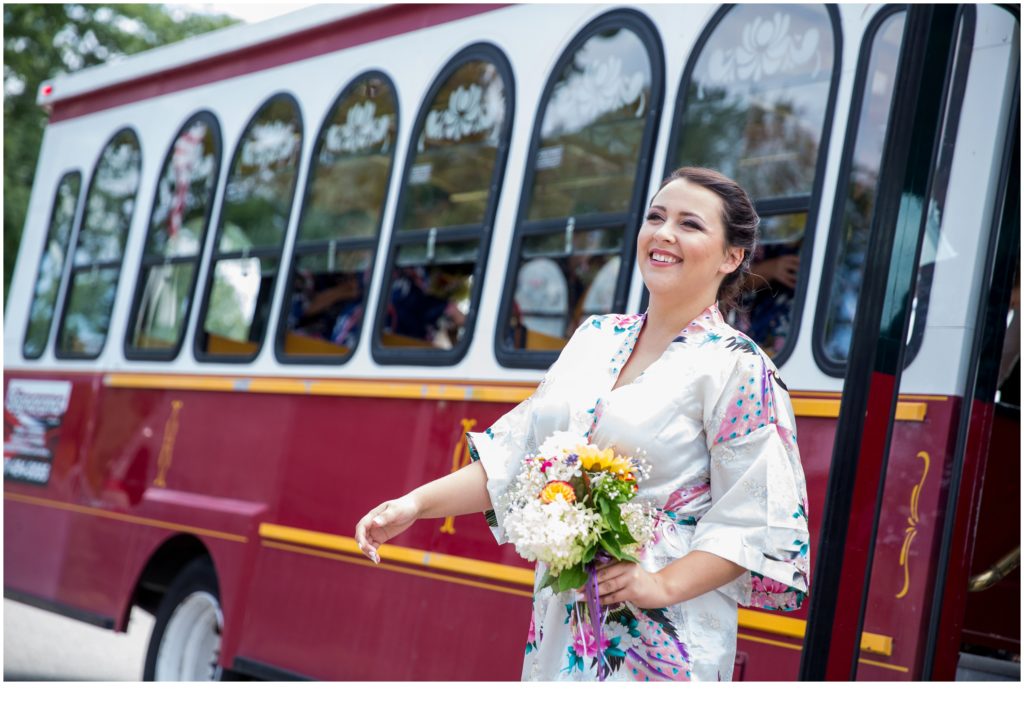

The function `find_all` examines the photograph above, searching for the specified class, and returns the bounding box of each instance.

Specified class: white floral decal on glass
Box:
[421,79,505,149]
[705,11,821,90]
[325,101,392,156]
[542,54,645,137]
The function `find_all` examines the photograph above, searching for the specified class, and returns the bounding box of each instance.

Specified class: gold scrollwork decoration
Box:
[440,418,477,535]
[153,400,183,488]
[896,451,931,598]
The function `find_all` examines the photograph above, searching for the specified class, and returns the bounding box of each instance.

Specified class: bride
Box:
[355,166,810,681]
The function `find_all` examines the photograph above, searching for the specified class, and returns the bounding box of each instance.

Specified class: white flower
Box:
[503,499,601,574]
[619,501,656,557]
[537,430,585,457]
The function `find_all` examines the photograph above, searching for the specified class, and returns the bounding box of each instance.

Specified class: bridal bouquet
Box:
[502,431,656,593]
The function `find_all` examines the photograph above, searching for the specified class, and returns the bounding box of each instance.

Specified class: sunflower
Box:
[576,445,633,477]
[539,480,576,504]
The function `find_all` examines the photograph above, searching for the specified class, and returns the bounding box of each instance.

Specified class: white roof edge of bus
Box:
[36,4,379,106]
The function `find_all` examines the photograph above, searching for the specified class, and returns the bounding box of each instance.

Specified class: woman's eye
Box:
[645,212,662,222]
[682,219,703,230]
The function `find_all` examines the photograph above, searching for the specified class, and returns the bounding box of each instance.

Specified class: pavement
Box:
[3,599,153,681]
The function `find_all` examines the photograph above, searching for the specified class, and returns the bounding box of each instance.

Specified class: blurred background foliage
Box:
[3,4,239,305]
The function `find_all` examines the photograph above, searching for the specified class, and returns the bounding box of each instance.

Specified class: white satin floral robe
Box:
[467,303,810,682]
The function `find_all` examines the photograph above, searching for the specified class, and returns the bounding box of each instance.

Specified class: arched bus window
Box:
[371,44,514,365]
[813,7,974,376]
[815,10,906,373]
[277,72,398,363]
[195,94,303,362]
[23,171,82,359]
[125,111,222,359]
[55,129,142,359]
[495,10,663,368]
[666,5,839,364]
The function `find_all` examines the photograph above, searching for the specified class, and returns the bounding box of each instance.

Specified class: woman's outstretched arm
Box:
[354,460,491,563]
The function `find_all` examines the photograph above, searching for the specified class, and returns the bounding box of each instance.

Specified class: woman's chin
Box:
[641,274,687,298]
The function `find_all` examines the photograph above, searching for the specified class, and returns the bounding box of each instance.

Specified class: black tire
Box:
[142,556,226,681]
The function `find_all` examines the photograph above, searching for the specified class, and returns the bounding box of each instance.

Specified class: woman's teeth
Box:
[650,252,681,263]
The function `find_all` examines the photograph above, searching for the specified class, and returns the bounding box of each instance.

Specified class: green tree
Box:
[3,4,238,306]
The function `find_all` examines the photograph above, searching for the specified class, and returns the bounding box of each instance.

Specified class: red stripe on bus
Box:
[48,4,508,123]
[826,370,897,680]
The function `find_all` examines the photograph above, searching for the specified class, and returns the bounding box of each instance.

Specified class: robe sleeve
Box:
[689,349,811,611]
[466,316,598,544]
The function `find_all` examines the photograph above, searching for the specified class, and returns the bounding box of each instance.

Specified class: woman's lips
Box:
[648,249,682,266]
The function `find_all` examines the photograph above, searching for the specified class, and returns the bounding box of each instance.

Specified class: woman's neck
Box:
[644,290,718,342]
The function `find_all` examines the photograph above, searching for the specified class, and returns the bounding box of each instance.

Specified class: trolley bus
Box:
[3,3,1019,681]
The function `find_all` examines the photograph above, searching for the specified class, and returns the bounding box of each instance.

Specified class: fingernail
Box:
[373,517,383,526]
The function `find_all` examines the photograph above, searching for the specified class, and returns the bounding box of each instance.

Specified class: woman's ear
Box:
[719,246,745,276]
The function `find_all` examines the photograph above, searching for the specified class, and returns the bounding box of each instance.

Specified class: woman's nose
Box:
[654,223,675,243]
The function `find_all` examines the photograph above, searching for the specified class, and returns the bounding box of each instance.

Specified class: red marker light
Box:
[42,84,53,97]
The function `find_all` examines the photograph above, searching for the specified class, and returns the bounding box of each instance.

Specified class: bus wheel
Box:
[143,556,225,681]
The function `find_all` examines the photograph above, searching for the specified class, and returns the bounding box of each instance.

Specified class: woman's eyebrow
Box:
[647,204,708,224]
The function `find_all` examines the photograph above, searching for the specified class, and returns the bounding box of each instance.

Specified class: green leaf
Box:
[599,533,626,561]
[555,564,588,592]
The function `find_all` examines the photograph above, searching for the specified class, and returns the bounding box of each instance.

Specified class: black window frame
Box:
[811,4,976,378]
[22,169,84,360]
[123,110,224,362]
[54,126,143,360]
[193,92,305,365]
[274,70,400,366]
[493,9,665,370]
[370,42,516,367]
[661,3,843,369]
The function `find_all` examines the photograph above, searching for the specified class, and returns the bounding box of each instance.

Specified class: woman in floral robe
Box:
[356,167,810,681]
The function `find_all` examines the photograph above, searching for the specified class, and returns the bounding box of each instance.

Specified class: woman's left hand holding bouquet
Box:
[591,560,672,608]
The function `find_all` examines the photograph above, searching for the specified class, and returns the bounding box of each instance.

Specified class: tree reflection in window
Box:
[821,12,905,365]
[672,5,836,359]
[376,47,513,359]
[500,14,661,360]
[24,172,81,359]
[56,130,142,358]
[280,74,397,361]
[127,112,221,357]
[197,95,302,360]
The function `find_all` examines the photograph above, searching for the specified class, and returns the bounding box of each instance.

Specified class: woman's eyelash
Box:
[646,212,703,230]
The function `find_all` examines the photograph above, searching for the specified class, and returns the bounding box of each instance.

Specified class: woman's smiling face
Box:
[637,177,744,303]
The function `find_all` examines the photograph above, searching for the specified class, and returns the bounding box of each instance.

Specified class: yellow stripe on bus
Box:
[737,609,893,656]
[259,523,535,586]
[260,521,893,656]
[261,540,534,599]
[737,634,908,673]
[3,491,247,543]
[104,373,929,420]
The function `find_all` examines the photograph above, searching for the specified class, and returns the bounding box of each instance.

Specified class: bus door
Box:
[798,4,987,680]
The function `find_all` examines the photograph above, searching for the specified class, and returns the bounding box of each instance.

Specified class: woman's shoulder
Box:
[692,321,789,391]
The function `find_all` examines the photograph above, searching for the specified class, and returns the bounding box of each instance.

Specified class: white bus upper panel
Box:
[5,4,1018,398]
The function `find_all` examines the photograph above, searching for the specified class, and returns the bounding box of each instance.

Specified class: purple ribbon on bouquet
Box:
[584,554,611,681]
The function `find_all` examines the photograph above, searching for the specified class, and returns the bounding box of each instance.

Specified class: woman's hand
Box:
[593,560,672,609]
[354,494,420,563]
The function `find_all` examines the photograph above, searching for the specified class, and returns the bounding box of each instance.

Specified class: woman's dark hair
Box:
[655,166,760,314]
